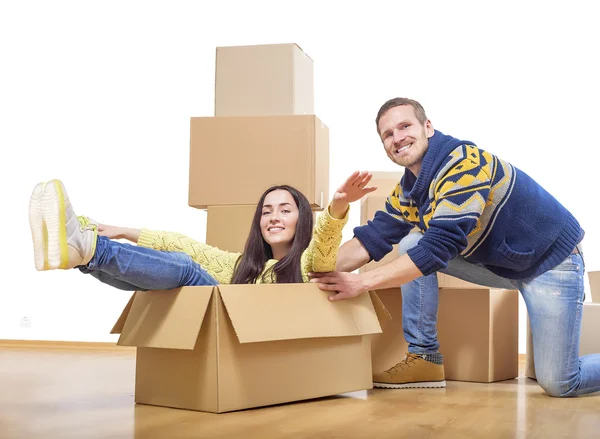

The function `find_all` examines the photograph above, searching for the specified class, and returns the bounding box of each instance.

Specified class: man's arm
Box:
[335,237,371,272]
[311,252,423,301]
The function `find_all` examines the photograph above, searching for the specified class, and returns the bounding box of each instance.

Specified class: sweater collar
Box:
[401,130,470,202]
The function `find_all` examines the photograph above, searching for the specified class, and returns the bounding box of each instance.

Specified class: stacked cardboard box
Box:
[110,43,386,413]
[360,174,519,382]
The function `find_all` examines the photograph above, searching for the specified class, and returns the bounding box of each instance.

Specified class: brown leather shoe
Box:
[373,353,446,389]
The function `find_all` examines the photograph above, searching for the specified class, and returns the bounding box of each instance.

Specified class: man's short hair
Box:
[375,98,428,133]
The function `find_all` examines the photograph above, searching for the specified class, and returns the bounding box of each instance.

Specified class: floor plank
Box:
[1,347,599,439]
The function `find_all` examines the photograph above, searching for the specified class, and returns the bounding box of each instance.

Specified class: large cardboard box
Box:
[525,303,600,380]
[371,288,519,382]
[111,284,385,413]
[215,43,314,117]
[206,205,256,253]
[189,115,329,209]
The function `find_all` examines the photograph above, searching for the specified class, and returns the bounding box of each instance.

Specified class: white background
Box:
[1,0,599,353]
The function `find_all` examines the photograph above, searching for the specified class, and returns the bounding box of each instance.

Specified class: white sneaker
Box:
[29,182,49,271]
[29,179,98,270]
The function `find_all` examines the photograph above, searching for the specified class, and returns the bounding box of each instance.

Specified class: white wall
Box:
[1,1,598,352]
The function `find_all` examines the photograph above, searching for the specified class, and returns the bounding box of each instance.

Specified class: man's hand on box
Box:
[308,271,369,302]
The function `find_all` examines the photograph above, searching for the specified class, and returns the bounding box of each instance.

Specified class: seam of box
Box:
[213,288,221,412]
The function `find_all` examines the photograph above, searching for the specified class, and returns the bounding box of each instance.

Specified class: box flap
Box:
[369,291,392,323]
[217,284,382,343]
[110,293,136,334]
[116,287,214,350]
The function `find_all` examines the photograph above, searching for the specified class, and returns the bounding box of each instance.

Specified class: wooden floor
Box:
[1,346,599,439]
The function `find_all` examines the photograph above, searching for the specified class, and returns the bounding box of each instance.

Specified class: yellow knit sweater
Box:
[136,206,348,284]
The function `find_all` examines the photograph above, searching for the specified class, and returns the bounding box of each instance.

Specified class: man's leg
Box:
[517,253,600,397]
[373,232,517,389]
[373,232,446,388]
[78,236,219,290]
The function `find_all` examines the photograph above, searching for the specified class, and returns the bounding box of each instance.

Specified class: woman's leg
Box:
[517,253,600,397]
[79,236,219,290]
[29,179,218,290]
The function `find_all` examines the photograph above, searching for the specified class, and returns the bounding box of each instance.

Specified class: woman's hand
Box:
[329,171,377,219]
[98,224,141,243]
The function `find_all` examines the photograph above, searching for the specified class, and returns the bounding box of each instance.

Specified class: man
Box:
[310,98,600,397]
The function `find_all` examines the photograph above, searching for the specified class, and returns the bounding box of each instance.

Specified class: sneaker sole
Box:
[43,180,69,269]
[29,182,49,271]
[373,380,447,389]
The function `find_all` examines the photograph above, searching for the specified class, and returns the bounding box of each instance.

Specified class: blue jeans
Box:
[78,236,219,290]
[399,232,600,397]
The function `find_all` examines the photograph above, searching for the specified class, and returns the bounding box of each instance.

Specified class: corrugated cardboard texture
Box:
[116,288,213,349]
[217,284,382,343]
[438,288,519,382]
[215,43,314,117]
[189,115,329,209]
[588,271,600,302]
[371,287,519,382]
[215,292,372,412]
[525,302,600,381]
[113,284,383,413]
[135,294,219,412]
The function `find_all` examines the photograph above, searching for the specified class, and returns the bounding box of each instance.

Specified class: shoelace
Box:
[77,216,97,231]
[385,353,420,373]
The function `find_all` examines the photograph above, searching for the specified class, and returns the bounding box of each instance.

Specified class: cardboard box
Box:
[206,205,256,253]
[371,288,519,382]
[367,171,404,198]
[437,273,485,289]
[370,288,407,374]
[525,303,600,381]
[438,288,519,382]
[111,284,386,413]
[189,115,329,209]
[215,43,314,117]
[588,271,600,302]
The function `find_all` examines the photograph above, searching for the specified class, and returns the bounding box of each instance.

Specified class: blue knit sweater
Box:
[354,130,584,280]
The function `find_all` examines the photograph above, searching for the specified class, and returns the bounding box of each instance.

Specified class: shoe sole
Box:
[29,182,49,271]
[373,380,447,389]
[42,180,69,269]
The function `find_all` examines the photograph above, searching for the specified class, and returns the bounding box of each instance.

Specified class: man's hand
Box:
[308,271,370,302]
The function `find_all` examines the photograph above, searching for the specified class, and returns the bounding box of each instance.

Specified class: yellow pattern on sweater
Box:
[136,206,348,284]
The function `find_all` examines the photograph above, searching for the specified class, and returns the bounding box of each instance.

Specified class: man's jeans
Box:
[78,236,219,290]
[399,232,600,397]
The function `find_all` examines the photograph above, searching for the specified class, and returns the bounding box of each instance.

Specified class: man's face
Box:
[378,105,434,176]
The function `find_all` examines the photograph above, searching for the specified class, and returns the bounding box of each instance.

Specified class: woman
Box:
[29,171,375,290]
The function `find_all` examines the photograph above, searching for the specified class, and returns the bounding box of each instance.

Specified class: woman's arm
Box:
[98,223,241,284]
[98,224,141,243]
[301,171,377,276]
